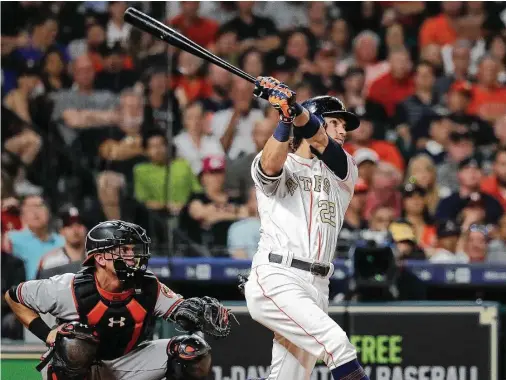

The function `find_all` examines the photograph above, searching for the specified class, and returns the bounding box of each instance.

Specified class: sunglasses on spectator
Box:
[468,224,489,237]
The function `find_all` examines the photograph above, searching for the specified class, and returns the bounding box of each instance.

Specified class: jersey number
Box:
[318,200,336,227]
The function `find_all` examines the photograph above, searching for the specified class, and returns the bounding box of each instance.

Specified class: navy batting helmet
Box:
[301,96,360,131]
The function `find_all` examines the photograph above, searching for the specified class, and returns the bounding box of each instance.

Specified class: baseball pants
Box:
[245,264,357,380]
[42,339,170,380]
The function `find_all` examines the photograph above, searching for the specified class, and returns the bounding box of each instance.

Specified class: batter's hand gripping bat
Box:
[123,7,256,84]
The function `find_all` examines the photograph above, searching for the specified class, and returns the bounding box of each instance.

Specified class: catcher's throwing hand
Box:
[172,297,233,338]
[253,76,280,100]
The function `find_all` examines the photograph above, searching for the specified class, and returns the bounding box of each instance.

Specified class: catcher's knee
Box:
[166,334,212,380]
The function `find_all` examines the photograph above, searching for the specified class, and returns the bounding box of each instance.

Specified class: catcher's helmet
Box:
[83,220,151,284]
[301,95,360,131]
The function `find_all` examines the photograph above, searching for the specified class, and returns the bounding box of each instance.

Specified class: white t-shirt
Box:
[107,21,132,47]
[430,249,469,264]
[174,132,224,175]
[210,109,264,160]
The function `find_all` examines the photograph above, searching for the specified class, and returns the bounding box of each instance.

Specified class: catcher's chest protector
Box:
[73,267,158,360]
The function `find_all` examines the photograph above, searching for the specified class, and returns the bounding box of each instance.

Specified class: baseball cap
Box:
[436,219,461,238]
[458,155,482,171]
[58,205,83,228]
[401,183,427,197]
[268,52,299,74]
[201,156,226,174]
[353,148,379,166]
[389,220,416,243]
[355,178,369,193]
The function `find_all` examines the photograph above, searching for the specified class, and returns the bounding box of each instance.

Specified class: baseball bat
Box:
[123,7,256,84]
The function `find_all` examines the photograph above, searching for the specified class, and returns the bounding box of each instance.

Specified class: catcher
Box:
[4,220,231,380]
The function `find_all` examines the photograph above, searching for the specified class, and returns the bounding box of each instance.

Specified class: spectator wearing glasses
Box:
[429,219,467,263]
[458,224,490,263]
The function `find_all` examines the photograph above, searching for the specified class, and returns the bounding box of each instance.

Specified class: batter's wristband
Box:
[28,317,52,343]
[299,113,322,139]
[273,121,292,142]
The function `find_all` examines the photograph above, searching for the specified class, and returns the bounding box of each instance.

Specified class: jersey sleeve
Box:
[16,274,79,321]
[153,281,184,320]
[250,152,290,197]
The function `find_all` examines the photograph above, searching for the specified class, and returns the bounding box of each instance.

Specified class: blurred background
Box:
[1,1,505,379]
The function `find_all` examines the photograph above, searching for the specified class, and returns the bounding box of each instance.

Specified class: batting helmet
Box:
[301,95,360,131]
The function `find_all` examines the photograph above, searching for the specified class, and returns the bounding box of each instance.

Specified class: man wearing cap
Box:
[36,206,87,279]
[429,219,468,263]
[436,155,503,225]
[388,220,426,260]
[353,148,379,186]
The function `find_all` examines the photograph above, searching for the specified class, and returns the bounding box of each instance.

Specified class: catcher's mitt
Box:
[171,297,233,338]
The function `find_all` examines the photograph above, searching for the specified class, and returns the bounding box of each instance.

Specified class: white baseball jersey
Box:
[251,151,358,263]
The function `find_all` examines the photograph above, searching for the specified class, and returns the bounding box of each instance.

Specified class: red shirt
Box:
[467,85,506,123]
[169,16,219,48]
[367,72,415,117]
[480,175,506,211]
[419,14,458,47]
[171,76,213,104]
[344,140,405,172]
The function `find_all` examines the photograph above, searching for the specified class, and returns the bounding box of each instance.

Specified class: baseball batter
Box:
[243,77,369,380]
[5,220,231,380]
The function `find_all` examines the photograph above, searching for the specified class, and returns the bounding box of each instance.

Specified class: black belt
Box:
[268,253,331,277]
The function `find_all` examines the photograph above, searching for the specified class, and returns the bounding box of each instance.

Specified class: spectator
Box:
[106,1,131,48]
[353,148,379,186]
[405,154,440,215]
[172,51,211,108]
[420,43,444,77]
[364,162,403,220]
[221,1,280,53]
[1,250,25,340]
[143,67,182,135]
[436,129,475,195]
[467,56,506,123]
[394,61,439,162]
[3,61,40,123]
[435,39,471,99]
[96,90,146,220]
[285,30,312,64]
[306,2,328,42]
[329,18,351,61]
[52,55,118,147]
[36,205,86,278]
[367,47,415,117]
[339,178,369,250]
[381,23,407,61]
[368,205,396,233]
[227,187,261,259]
[388,220,426,260]
[211,78,263,160]
[487,214,506,263]
[95,42,139,93]
[344,111,405,172]
[68,23,106,62]
[304,45,341,96]
[429,219,468,263]
[401,183,436,249]
[4,195,65,280]
[225,117,275,198]
[239,48,264,80]
[265,52,300,88]
[40,48,72,93]
[419,2,463,48]
[480,147,506,211]
[1,196,23,241]
[179,156,246,250]
[200,64,233,113]
[488,34,506,84]
[459,224,489,263]
[336,30,390,94]
[493,115,506,150]
[416,115,452,165]
[210,26,240,67]
[134,130,201,215]
[436,155,504,225]
[174,101,224,175]
[169,1,220,48]
[256,2,308,32]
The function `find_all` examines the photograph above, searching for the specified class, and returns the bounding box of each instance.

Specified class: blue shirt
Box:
[7,229,65,280]
[227,218,261,259]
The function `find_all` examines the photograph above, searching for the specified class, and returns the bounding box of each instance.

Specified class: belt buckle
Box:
[310,262,328,277]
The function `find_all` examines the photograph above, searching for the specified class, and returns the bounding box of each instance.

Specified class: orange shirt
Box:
[169,16,219,48]
[419,14,458,47]
[480,175,506,211]
[420,225,437,249]
[171,76,213,104]
[344,140,405,172]
[467,85,506,122]
[367,72,415,117]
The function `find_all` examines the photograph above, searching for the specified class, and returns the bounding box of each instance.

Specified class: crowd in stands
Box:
[1,1,506,314]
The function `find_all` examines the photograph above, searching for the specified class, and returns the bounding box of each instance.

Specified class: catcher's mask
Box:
[167,334,212,380]
[84,220,151,289]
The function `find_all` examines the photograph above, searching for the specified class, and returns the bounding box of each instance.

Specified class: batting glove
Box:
[268,83,303,123]
[253,76,280,100]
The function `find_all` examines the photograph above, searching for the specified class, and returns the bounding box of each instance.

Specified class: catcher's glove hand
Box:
[172,297,234,338]
[268,83,303,123]
[253,76,280,100]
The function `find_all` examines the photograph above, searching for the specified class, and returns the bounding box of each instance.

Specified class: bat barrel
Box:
[124,7,256,83]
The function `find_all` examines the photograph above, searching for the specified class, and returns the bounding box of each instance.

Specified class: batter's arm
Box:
[259,130,291,176]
